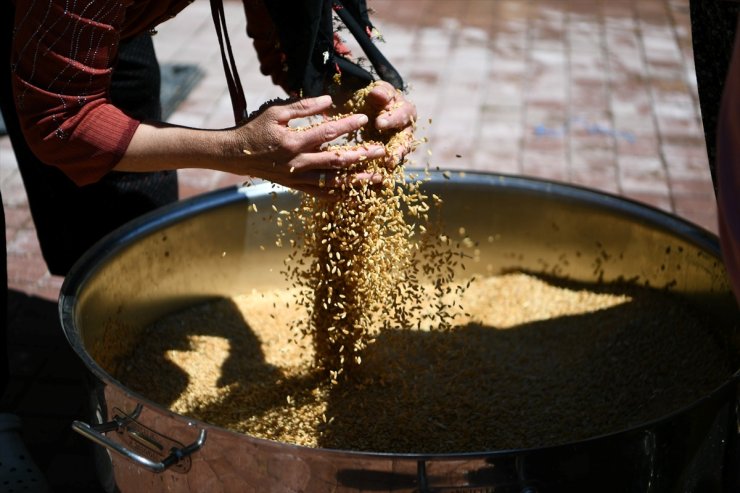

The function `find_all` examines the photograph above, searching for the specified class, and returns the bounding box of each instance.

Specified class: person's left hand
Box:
[364,81,418,168]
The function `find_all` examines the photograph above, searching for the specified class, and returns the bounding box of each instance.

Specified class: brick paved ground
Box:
[0,0,723,491]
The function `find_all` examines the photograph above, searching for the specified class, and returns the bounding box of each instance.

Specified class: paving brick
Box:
[570,146,617,171]
[6,228,40,256]
[472,150,521,175]
[3,205,32,231]
[569,165,620,194]
[667,172,715,195]
[604,1,637,28]
[0,143,19,184]
[674,193,719,232]
[31,274,63,303]
[7,253,48,288]
[618,155,671,195]
[525,100,568,128]
[661,142,710,169]
[1,171,30,209]
[464,1,501,30]
[207,172,243,191]
[521,149,569,182]
[676,210,717,234]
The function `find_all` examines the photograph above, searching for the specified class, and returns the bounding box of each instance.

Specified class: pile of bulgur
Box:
[117,273,733,452]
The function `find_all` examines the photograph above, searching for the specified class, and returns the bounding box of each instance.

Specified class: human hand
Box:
[364,81,418,168]
[235,95,387,198]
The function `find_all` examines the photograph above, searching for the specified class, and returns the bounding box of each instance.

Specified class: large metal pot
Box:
[60,171,740,492]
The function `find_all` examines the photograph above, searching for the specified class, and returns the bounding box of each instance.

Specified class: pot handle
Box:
[72,407,206,474]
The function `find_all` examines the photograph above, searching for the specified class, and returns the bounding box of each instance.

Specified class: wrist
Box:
[211,127,249,175]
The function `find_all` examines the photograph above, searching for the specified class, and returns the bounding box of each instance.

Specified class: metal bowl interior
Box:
[59,171,740,492]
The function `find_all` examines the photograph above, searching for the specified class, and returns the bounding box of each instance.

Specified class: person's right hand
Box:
[233,95,387,197]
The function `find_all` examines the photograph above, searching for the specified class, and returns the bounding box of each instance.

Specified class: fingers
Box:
[375,99,416,131]
[242,90,416,199]
[287,148,386,191]
[296,169,385,194]
[293,113,370,149]
[366,82,417,131]
[384,126,417,169]
[282,95,335,120]
[365,81,396,104]
[278,169,384,200]
[254,141,387,198]
[293,145,386,172]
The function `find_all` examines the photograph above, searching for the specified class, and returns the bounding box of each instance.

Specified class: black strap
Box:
[210,0,248,123]
[260,0,404,96]
[209,0,403,116]
[332,0,403,90]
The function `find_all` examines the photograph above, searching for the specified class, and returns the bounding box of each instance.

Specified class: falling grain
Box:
[280,82,466,378]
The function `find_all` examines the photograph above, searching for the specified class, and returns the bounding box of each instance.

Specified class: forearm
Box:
[84,86,414,186]
[114,95,394,199]
[114,122,243,175]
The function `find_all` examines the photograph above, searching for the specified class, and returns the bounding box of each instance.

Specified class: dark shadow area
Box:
[118,298,279,405]
[319,286,734,453]
[2,290,105,492]
[116,297,324,432]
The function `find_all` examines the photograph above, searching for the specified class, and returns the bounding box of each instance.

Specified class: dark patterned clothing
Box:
[690,0,740,192]
[260,0,403,97]
[717,15,740,303]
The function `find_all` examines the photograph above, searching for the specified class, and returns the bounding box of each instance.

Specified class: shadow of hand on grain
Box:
[115,297,321,431]
[116,298,276,408]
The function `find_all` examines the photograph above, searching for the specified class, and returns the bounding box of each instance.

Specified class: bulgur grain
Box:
[117,272,733,453]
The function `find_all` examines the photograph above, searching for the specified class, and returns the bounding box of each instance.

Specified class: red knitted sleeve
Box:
[10,0,139,186]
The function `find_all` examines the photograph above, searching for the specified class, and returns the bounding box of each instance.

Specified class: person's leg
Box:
[0,194,6,402]
[690,0,740,194]
[0,0,14,400]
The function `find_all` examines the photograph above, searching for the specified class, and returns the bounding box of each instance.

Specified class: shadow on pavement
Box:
[2,290,105,493]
